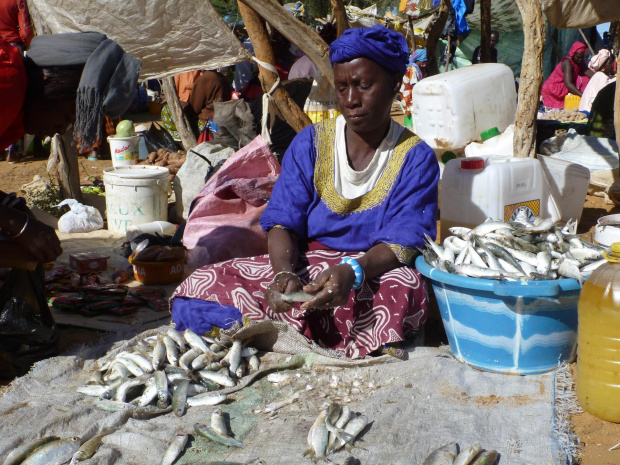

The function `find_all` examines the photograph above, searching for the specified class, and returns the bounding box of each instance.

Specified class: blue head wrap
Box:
[329,25,409,75]
[412,48,427,63]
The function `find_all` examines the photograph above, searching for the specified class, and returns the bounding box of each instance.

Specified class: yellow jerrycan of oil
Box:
[577,242,620,422]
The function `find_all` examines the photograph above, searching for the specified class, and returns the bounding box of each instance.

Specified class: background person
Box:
[578,49,616,114]
[541,41,593,109]
[0,32,141,154]
[170,25,439,359]
[471,30,499,64]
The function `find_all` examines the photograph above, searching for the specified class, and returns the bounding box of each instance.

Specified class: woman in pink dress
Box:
[541,42,593,109]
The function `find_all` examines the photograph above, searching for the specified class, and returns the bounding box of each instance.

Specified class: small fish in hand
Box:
[273,291,316,303]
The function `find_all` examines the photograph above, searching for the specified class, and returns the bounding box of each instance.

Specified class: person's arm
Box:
[264,227,303,313]
[562,60,582,96]
[0,198,62,263]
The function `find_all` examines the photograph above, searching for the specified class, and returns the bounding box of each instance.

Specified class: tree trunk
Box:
[426,0,451,77]
[615,58,620,143]
[611,20,620,56]
[54,127,83,203]
[238,0,333,87]
[330,0,349,37]
[514,0,545,158]
[237,1,311,133]
[161,77,197,151]
[480,0,491,63]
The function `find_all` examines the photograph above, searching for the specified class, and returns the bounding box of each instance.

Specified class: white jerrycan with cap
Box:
[440,155,561,240]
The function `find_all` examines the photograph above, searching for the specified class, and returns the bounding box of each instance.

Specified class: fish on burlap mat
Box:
[0,321,579,464]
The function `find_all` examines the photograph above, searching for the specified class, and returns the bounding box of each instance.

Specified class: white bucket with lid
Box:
[108,135,140,167]
[103,166,170,233]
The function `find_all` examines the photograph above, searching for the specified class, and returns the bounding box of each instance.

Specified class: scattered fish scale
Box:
[426,218,607,283]
[76,328,260,418]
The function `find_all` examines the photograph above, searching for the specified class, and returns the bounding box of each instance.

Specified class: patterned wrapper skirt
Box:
[171,248,428,359]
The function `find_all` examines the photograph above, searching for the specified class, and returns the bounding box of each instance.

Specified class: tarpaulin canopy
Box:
[27,0,252,80]
[463,0,620,33]
[541,0,620,29]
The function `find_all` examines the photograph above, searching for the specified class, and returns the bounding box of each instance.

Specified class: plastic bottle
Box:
[577,242,620,422]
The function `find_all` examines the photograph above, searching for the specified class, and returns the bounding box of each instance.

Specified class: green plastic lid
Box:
[441,151,457,164]
[480,127,501,142]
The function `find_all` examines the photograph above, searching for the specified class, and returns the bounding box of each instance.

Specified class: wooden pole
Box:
[578,28,595,55]
[514,0,545,158]
[615,56,620,143]
[53,127,83,203]
[330,0,349,37]
[444,34,452,72]
[426,0,451,77]
[161,77,197,151]
[480,0,491,63]
[239,0,333,87]
[237,1,311,133]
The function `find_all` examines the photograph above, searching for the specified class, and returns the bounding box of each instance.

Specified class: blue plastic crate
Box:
[416,255,581,375]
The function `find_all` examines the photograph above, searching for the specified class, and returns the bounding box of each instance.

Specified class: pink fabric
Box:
[579,72,616,112]
[541,42,589,109]
[171,249,428,358]
[183,136,281,270]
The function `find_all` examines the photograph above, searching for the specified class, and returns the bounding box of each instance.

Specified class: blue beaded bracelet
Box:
[340,257,365,290]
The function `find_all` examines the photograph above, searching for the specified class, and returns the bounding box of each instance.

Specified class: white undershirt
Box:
[333,115,405,199]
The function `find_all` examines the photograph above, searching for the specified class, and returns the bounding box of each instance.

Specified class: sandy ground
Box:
[1,150,620,464]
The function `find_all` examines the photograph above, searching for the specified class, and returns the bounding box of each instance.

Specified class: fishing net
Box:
[0,319,572,465]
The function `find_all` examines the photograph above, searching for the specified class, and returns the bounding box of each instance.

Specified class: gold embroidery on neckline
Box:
[314,119,421,215]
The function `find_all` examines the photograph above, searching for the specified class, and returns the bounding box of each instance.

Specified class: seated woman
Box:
[541,41,593,109]
[578,49,616,114]
[171,25,439,359]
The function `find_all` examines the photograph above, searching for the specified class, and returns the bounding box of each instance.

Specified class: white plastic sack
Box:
[540,129,619,173]
[56,199,104,233]
[465,125,515,157]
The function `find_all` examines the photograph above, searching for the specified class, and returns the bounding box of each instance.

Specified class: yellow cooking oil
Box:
[577,242,620,422]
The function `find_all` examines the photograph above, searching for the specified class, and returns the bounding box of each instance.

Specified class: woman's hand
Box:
[15,216,63,263]
[300,264,356,311]
[264,272,304,313]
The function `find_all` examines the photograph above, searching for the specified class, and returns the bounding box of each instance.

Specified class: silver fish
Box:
[138,376,158,407]
[160,433,188,465]
[248,354,260,371]
[197,370,236,388]
[152,339,166,371]
[194,422,244,448]
[3,437,60,465]
[163,336,179,366]
[423,442,458,465]
[304,407,329,461]
[122,352,154,373]
[21,437,81,465]
[332,414,368,452]
[558,260,583,285]
[76,385,109,397]
[472,220,514,236]
[179,348,200,371]
[115,356,145,377]
[184,329,210,354]
[228,340,243,377]
[154,370,170,408]
[471,450,499,465]
[453,444,483,465]
[276,291,316,302]
[167,329,187,352]
[186,392,228,407]
[70,433,107,464]
[191,352,215,371]
[536,251,552,275]
[172,379,190,417]
[449,226,472,239]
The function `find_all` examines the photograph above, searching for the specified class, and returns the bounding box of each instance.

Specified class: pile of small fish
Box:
[303,402,368,463]
[424,443,499,465]
[76,328,261,415]
[424,217,607,284]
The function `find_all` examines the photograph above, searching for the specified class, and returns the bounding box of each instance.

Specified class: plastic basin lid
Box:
[104,166,169,178]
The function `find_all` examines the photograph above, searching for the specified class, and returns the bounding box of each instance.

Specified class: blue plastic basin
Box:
[415,255,581,375]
